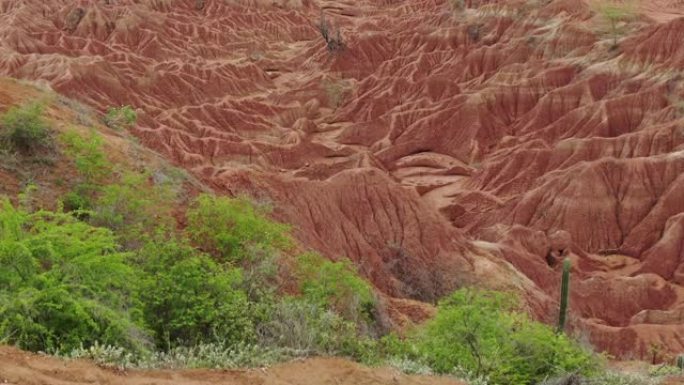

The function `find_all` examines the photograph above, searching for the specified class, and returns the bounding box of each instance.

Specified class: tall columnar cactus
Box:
[557,258,571,333]
[676,354,684,372]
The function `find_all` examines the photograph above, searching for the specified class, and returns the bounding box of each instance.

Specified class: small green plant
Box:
[104,105,137,130]
[597,1,636,48]
[0,102,52,154]
[558,258,571,333]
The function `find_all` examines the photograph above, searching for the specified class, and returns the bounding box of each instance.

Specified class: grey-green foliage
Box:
[65,341,299,371]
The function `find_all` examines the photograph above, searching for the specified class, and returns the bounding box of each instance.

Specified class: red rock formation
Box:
[2,0,684,358]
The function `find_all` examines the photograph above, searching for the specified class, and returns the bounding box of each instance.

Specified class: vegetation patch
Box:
[103,105,137,131]
[383,289,599,385]
[0,102,53,155]
[0,101,664,385]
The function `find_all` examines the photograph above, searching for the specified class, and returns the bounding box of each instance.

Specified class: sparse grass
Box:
[104,105,137,131]
[322,78,352,109]
[55,95,97,127]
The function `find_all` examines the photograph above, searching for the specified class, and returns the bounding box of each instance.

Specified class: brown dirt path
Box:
[0,346,463,385]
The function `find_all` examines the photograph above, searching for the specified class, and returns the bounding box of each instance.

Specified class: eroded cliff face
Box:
[2,0,684,359]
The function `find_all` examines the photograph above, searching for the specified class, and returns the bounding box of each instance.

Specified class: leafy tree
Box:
[0,198,146,352]
[134,238,253,349]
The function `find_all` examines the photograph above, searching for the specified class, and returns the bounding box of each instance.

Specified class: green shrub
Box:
[0,102,52,153]
[60,129,113,212]
[60,129,111,185]
[186,194,290,263]
[295,252,375,324]
[134,238,253,350]
[104,105,137,130]
[0,198,147,352]
[410,288,598,385]
[89,171,175,249]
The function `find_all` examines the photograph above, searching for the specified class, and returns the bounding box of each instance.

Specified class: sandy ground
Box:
[0,346,464,385]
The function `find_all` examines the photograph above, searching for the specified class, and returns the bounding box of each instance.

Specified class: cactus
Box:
[557,258,571,333]
[676,354,684,372]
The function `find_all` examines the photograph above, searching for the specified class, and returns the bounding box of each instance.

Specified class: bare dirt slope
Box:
[1,0,684,360]
[0,346,463,385]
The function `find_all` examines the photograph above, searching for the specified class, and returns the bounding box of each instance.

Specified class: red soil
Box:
[1,0,684,360]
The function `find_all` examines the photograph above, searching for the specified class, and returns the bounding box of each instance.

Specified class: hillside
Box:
[1,0,684,376]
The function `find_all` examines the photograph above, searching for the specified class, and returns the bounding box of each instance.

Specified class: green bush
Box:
[134,238,253,350]
[60,129,112,185]
[409,288,598,385]
[89,172,175,249]
[187,194,290,263]
[60,129,113,212]
[295,252,375,324]
[61,129,176,246]
[0,182,381,365]
[0,102,52,153]
[104,105,137,130]
[0,198,147,352]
